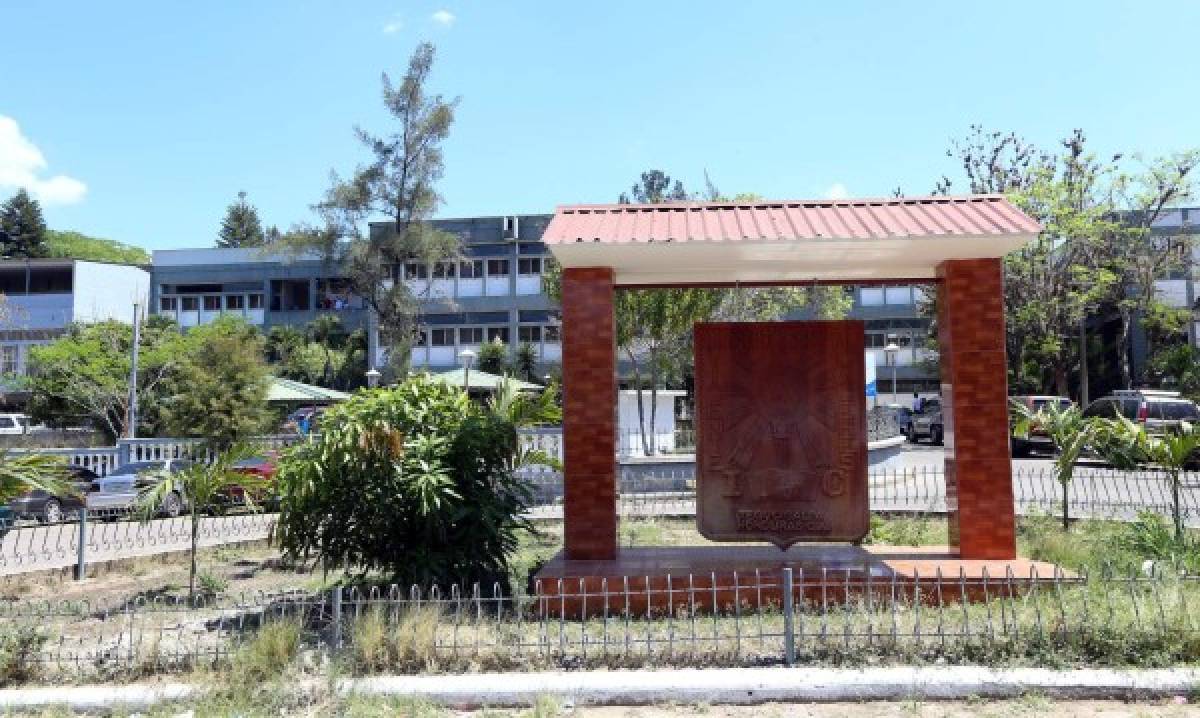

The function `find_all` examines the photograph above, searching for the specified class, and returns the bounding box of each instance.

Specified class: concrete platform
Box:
[533,545,1068,617]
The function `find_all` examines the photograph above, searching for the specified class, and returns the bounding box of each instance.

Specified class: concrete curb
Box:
[0,667,1195,711]
[341,667,1200,707]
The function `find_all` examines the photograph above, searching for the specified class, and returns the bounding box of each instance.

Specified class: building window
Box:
[486,259,509,277]
[181,297,199,311]
[270,280,311,311]
[865,333,885,348]
[404,262,428,280]
[517,257,542,276]
[884,286,912,305]
[160,297,177,311]
[225,295,245,310]
[248,294,264,310]
[203,296,221,311]
[432,262,456,279]
[860,288,884,306]
[458,327,483,344]
[0,345,17,375]
[518,325,542,343]
[544,324,561,342]
[487,326,509,343]
[460,260,483,278]
[430,328,455,346]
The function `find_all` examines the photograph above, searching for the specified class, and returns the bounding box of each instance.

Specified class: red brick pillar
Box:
[936,258,1016,559]
[561,267,618,560]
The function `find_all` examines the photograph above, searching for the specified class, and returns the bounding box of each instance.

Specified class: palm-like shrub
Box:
[1099,417,1200,543]
[136,443,267,600]
[1012,400,1097,530]
[274,374,531,587]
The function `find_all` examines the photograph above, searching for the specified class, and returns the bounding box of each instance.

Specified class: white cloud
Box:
[0,116,87,205]
[824,182,849,200]
[382,14,403,33]
[431,9,455,25]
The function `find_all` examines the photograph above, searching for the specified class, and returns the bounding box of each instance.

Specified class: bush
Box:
[275,375,531,587]
[0,625,47,686]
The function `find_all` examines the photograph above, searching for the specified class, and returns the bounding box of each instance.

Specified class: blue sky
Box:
[2,1,1198,251]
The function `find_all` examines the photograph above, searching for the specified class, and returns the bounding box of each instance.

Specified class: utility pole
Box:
[126,303,141,439]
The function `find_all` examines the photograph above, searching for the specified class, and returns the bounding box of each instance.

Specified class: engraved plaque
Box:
[695,321,868,548]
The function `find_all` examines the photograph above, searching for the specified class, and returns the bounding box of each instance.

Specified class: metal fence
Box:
[4,568,1199,680]
[525,465,1200,526]
[5,463,1200,578]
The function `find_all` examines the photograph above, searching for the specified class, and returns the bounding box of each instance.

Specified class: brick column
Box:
[936,258,1016,559]
[561,267,618,560]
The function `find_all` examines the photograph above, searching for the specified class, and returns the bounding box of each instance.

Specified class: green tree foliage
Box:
[0,189,48,258]
[1098,416,1200,542]
[513,342,538,381]
[1148,344,1200,400]
[266,320,366,390]
[1012,401,1100,530]
[477,339,508,375]
[162,316,272,448]
[937,126,1199,395]
[292,43,460,374]
[26,316,188,439]
[216,191,266,248]
[0,452,70,504]
[136,444,266,599]
[274,375,531,586]
[44,229,149,264]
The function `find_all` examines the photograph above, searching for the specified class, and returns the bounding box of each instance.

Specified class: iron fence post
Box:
[330,585,343,651]
[74,509,87,580]
[782,567,795,665]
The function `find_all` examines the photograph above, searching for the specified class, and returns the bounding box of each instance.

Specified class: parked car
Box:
[906,399,943,445]
[1009,395,1073,457]
[213,454,280,512]
[87,459,193,517]
[1081,390,1200,435]
[6,465,98,523]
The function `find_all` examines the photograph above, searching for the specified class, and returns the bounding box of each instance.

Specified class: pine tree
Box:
[0,189,49,258]
[216,191,266,248]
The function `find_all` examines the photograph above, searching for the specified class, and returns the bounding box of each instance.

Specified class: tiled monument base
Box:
[533,546,1066,618]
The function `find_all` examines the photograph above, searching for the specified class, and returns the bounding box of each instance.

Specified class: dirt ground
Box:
[0,541,331,607]
[561,698,1197,718]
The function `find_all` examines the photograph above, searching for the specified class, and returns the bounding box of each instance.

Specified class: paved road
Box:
[0,513,276,577]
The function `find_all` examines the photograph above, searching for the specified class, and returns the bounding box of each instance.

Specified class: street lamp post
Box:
[365,368,381,389]
[458,349,477,395]
[883,340,900,406]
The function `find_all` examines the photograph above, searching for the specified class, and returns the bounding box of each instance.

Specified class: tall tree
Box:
[0,189,49,258]
[216,191,266,248]
[294,43,460,375]
[1106,151,1200,387]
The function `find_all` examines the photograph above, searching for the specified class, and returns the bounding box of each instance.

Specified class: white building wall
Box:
[70,262,150,323]
[617,389,683,457]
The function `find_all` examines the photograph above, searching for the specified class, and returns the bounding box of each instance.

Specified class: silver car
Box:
[87,459,192,517]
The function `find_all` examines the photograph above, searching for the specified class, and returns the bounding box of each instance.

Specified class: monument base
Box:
[533,545,1066,618]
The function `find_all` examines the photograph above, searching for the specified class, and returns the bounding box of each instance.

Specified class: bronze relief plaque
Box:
[694,321,868,548]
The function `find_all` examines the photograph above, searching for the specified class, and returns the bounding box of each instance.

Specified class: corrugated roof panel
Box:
[542,195,1041,245]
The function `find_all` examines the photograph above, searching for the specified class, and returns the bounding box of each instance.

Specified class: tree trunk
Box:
[1079,318,1089,406]
[628,351,650,457]
[1117,309,1133,389]
[189,508,199,602]
[648,356,659,457]
[1061,480,1070,532]
[1054,365,1069,399]
[1171,471,1184,542]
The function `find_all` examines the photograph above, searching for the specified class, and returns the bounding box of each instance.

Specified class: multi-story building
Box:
[0,259,149,394]
[149,215,562,372]
[148,214,942,389]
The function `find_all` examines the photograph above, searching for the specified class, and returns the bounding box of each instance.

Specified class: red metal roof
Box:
[542,195,1041,245]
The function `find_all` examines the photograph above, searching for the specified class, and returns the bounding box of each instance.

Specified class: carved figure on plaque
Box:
[694,321,868,548]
